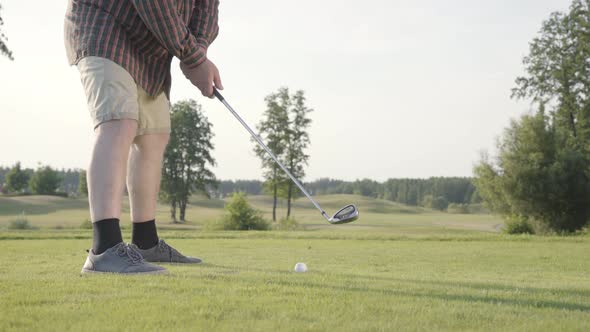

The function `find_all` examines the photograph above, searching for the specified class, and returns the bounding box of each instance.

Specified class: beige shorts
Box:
[77,56,171,135]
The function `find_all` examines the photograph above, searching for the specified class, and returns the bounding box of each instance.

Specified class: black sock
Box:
[132,219,159,250]
[92,218,123,255]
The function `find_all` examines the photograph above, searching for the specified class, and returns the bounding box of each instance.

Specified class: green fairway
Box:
[1,232,589,331]
[0,195,589,331]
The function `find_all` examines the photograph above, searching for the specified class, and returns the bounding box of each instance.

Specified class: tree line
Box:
[215,177,478,210]
[0,163,478,211]
[0,163,79,196]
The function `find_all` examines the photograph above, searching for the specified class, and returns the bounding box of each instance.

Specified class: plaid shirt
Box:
[64,0,220,96]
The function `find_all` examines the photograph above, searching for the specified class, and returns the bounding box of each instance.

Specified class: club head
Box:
[329,205,359,224]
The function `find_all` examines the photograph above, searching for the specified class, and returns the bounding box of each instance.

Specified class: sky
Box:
[0,0,573,182]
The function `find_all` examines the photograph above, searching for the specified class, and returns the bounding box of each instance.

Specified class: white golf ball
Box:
[294,262,308,273]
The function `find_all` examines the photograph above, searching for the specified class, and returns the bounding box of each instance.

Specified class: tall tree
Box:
[5,162,29,193]
[29,165,62,195]
[284,90,312,218]
[255,88,290,222]
[160,100,216,222]
[476,0,590,232]
[0,3,13,60]
[512,0,590,152]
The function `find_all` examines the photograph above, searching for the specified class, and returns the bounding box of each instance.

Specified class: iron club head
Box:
[328,205,359,224]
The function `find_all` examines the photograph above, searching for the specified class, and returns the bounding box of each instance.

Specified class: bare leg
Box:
[127,133,170,223]
[87,120,138,222]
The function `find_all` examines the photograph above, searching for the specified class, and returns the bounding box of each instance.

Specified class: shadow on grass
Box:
[291,281,590,313]
[203,263,590,313]
[311,272,590,299]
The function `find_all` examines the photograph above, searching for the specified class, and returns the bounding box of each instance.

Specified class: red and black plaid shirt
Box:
[64,0,220,96]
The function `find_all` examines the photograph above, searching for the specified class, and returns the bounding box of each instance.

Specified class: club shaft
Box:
[213,89,330,221]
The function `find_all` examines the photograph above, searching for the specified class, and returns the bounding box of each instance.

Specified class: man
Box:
[64,0,222,274]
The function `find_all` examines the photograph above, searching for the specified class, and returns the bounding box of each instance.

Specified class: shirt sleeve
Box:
[130,0,208,68]
[189,0,220,46]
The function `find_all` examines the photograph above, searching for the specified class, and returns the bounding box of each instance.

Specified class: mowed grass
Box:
[0,195,589,331]
[1,233,589,331]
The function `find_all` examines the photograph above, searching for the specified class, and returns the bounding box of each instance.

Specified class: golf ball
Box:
[294,262,308,273]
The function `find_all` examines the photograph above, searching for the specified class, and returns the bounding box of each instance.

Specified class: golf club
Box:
[213,88,359,224]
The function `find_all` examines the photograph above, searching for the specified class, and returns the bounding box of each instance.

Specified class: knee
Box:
[155,134,170,148]
[134,134,170,153]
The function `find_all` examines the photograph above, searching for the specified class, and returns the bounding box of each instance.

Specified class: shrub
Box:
[431,196,449,211]
[504,216,535,235]
[216,192,270,231]
[8,213,35,230]
[273,217,300,231]
[80,219,93,229]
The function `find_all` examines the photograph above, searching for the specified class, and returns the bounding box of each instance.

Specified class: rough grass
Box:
[0,194,502,235]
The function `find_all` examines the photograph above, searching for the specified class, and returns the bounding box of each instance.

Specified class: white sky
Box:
[0,0,572,181]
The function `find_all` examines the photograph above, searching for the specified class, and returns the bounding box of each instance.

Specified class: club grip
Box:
[213,88,224,101]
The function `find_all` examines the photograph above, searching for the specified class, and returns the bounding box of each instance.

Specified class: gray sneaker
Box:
[81,242,168,275]
[130,239,202,264]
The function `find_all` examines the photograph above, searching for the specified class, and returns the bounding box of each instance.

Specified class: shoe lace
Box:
[157,240,181,258]
[116,244,144,264]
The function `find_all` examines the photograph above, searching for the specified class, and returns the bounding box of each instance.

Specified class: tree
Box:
[160,100,216,222]
[0,4,13,60]
[78,170,88,196]
[284,90,312,218]
[512,0,590,153]
[4,162,29,193]
[474,110,590,232]
[255,88,290,222]
[476,0,590,232]
[29,165,62,195]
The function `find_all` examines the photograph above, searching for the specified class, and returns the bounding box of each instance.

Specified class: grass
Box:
[0,194,589,331]
[0,194,501,235]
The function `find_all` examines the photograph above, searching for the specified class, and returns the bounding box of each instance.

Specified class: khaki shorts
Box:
[77,56,171,135]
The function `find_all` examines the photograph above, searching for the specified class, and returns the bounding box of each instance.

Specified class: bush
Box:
[447,203,469,214]
[8,213,36,230]
[504,216,535,235]
[215,192,270,231]
[421,195,433,208]
[80,219,93,229]
[431,196,449,211]
[273,217,300,231]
